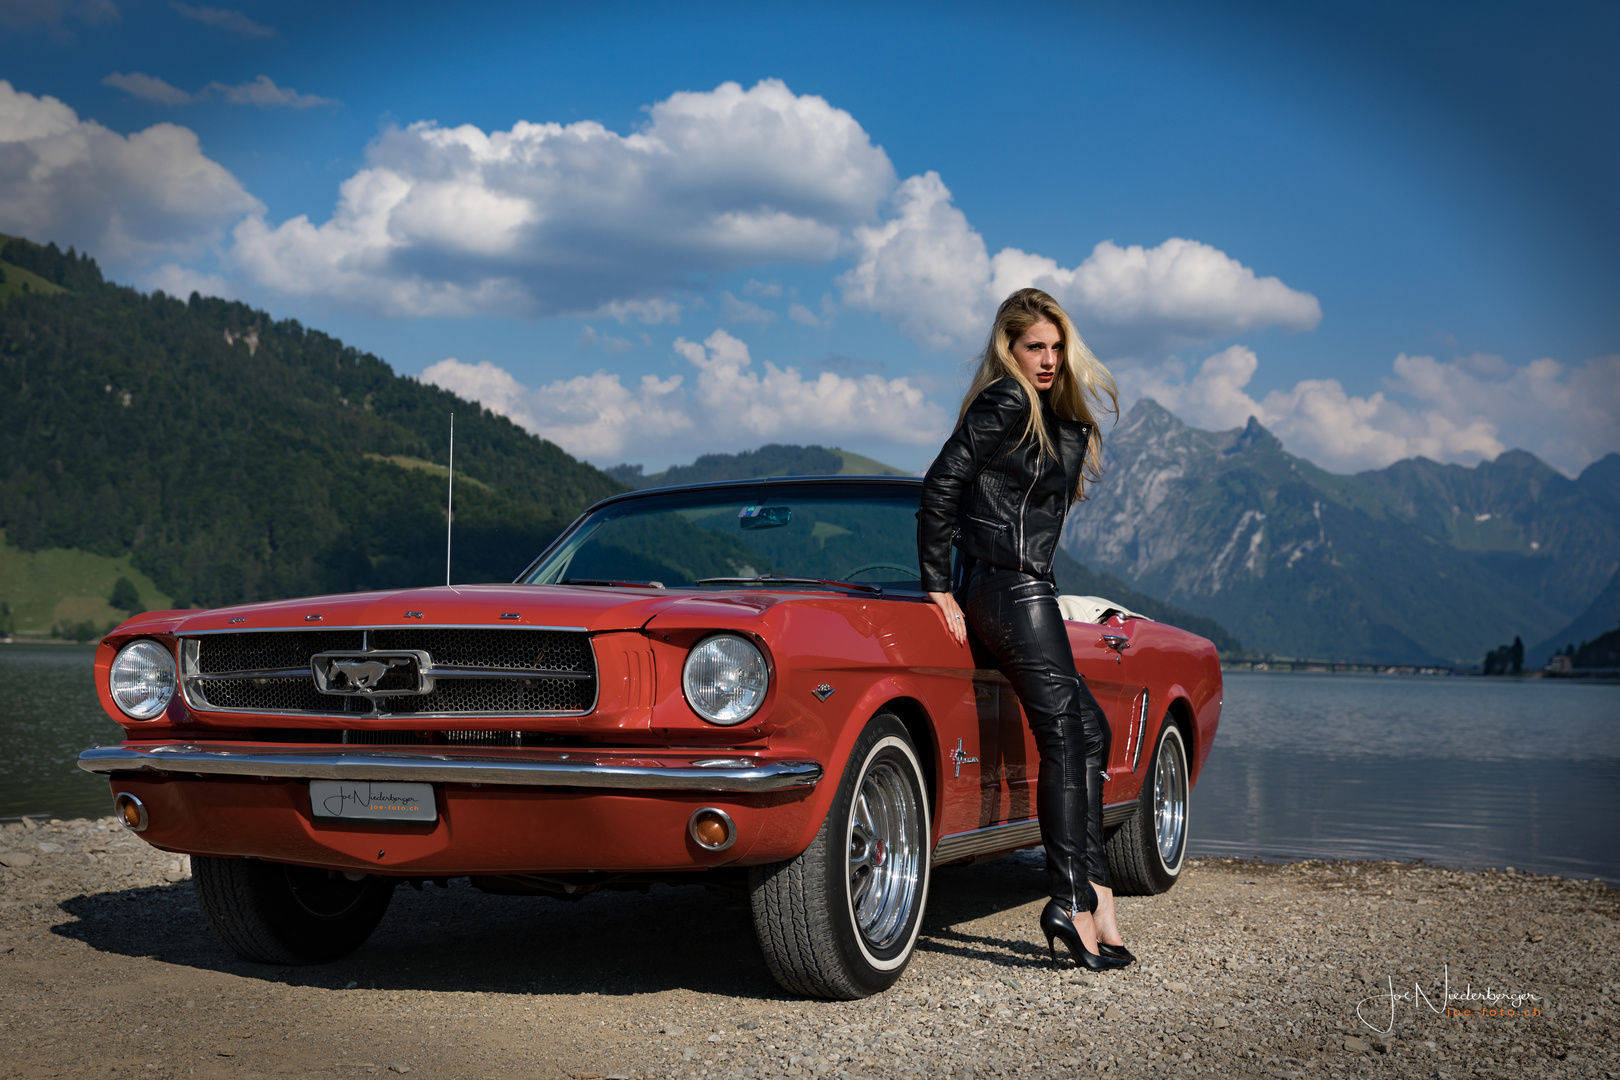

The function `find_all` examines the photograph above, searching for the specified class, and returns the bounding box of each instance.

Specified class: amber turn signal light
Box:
[113,792,148,832]
[687,807,736,852]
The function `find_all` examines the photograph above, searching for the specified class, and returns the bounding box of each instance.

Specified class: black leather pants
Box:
[962,564,1112,912]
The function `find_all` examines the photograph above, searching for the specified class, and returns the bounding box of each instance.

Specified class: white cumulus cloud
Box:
[0,80,260,262]
[419,329,946,463]
[102,71,191,105]
[1126,346,1620,475]
[840,171,1321,355]
[204,75,332,109]
[232,79,896,318]
[720,290,776,324]
[221,77,1317,355]
[170,2,274,37]
[102,71,333,109]
[146,261,232,299]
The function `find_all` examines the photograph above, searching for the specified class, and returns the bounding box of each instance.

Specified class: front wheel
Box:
[1104,719,1189,895]
[192,857,396,964]
[749,713,931,999]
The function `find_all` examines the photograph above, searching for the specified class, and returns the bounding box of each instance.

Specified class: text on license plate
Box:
[308,780,437,824]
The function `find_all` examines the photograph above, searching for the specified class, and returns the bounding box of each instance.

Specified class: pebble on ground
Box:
[0,816,1614,1080]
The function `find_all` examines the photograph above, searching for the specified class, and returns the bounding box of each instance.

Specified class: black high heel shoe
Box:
[1097,942,1136,964]
[1040,900,1129,971]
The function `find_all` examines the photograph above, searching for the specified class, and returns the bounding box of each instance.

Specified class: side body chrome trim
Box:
[1102,801,1136,828]
[1131,689,1148,772]
[932,819,1041,864]
[78,744,822,793]
[931,803,1138,864]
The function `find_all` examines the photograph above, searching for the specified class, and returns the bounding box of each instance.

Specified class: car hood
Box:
[111,584,790,638]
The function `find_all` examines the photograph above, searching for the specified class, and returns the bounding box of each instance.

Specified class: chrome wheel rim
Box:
[1153,731,1187,867]
[847,758,923,952]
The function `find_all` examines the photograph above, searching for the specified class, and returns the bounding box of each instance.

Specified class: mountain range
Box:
[1060,399,1620,665]
[5,233,1614,666]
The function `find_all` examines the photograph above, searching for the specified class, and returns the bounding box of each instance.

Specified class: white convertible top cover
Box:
[1056,594,1153,624]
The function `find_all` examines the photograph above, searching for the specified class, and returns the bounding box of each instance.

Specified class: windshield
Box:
[523,483,924,591]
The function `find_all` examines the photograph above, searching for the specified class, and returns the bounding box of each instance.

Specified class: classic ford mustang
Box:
[80,476,1220,998]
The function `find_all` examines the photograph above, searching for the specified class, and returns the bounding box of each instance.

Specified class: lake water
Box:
[1190,671,1620,883]
[3,645,1617,882]
[1,644,123,822]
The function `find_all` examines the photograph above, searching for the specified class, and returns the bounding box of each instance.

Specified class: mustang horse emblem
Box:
[312,654,417,694]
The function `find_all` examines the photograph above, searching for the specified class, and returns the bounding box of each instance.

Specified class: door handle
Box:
[1101,634,1130,663]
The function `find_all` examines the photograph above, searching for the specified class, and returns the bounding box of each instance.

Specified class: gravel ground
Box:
[1,816,1615,1080]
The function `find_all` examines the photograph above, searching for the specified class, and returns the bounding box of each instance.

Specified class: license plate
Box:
[309,780,437,825]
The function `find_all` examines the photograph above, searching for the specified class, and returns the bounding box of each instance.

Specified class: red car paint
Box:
[84,480,1221,882]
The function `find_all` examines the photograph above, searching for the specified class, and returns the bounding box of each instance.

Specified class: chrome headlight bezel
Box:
[681,633,769,726]
[108,639,177,720]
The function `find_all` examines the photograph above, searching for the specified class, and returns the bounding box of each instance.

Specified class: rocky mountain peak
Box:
[1065,401,1620,665]
[1222,415,1284,457]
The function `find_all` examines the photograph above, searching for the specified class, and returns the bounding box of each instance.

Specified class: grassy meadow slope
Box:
[0,237,623,611]
[0,531,172,638]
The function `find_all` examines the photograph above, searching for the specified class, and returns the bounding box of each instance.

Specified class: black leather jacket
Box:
[918,378,1091,592]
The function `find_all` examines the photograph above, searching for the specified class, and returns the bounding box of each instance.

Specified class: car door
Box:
[997,616,1142,818]
[1075,616,1148,803]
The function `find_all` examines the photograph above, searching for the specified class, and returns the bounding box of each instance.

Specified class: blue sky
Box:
[1,0,1615,475]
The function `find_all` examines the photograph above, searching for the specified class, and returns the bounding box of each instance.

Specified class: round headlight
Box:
[682,634,769,725]
[109,640,176,720]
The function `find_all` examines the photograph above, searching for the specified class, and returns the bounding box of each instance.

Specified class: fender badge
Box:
[950,738,980,778]
[811,684,835,702]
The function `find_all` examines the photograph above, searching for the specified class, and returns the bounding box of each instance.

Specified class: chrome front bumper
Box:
[78,743,823,793]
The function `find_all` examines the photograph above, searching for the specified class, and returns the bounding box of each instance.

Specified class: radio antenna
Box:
[445,412,454,587]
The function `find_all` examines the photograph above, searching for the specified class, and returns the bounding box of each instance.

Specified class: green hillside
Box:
[833,449,912,476]
[1532,566,1620,665]
[0,531,172,638]
[1353,450,1620,616]
[0,237,623,610]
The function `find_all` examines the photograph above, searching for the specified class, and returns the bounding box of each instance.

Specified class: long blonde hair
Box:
[957,288,1118,501]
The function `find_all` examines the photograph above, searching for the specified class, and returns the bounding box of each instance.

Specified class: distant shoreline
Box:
[1222,661,1620,682]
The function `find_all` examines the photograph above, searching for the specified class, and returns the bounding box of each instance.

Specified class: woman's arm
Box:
[917,377,1027,595]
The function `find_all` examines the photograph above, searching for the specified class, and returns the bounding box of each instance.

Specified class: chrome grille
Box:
[369,628,593,672]
[376,677,592,715]
[196,630,364,674]
[182,627,597,717]
[200,676,376,714]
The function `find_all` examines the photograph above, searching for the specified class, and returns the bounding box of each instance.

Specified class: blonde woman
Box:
[917,287,1130,970]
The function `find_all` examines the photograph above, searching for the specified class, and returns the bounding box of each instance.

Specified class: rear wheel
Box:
[749,712,931,999]
[192,857,396,964]
[1104,719,1189,895]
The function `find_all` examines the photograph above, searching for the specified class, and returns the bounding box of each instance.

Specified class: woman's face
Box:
[1011,319,1063,390]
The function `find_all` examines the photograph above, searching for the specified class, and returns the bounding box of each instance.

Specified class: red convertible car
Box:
[80,476,1220,998]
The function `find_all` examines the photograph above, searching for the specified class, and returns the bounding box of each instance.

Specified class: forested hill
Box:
[0,236,623,608]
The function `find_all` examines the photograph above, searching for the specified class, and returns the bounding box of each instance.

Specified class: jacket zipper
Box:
[1018,453,1043,570]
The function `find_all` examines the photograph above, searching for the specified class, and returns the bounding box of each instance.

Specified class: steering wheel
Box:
[844,562,917,580]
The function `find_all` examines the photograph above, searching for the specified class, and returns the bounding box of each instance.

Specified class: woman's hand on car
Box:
[928,591,968,647]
